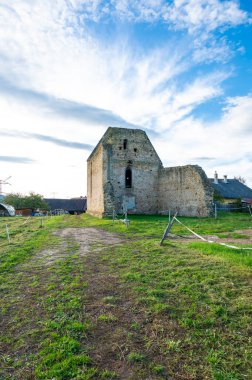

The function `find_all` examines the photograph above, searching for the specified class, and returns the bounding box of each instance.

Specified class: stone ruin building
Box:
[87,127,213,217]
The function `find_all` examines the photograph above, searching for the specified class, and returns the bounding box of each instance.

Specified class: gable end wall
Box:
[101,129,162,215]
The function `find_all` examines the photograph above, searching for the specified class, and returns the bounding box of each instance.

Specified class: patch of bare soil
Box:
[62,229,195,380]
[54,227,122,256]
[54,228,168,379]
[0,227,123,379]
[167,229,252,245]
[50,228,194,379]
[0,227,203,379]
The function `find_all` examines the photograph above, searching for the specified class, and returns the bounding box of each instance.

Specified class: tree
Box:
[234,176,246,184]
[3,193,24,209]
[4,192,49,211]
[23,192,50,210]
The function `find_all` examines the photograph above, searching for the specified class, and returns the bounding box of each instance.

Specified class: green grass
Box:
[0,212,251,379]
[102,238,251,378]
[188,241,252,268]
[53,211,252,243]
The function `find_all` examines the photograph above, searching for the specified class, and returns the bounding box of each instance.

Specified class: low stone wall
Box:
[158,165,213,217]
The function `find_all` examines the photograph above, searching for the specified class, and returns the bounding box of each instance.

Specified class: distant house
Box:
[0,203,15,216]
[44,197,87,215]
[15,208,33,216]
[209,172,252,204]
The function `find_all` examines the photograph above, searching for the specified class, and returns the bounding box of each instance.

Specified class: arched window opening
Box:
[125,167,132,188]
[123,139,128,150]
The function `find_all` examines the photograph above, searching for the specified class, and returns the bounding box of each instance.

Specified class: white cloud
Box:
[172,72,227,109]
[221,96,252,135]
[0,0,251,196]
[0,1,195,130]
[65,0,250,29]
[192,36,233,63]
[162,0,250,63]
[139,70,229,132]
[154,94,252,186]
[166,0,249,33]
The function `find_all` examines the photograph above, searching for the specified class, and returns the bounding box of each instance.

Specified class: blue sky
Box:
[0,0,252,197]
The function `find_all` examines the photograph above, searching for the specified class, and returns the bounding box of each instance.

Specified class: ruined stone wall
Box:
[158,165,213,217]
[106,159,160,215]
[87,145,104,216]
[87,127,213,217]
[102,128,162,215]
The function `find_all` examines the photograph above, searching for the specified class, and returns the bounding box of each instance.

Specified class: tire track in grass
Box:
[0,228,123,379]
[77,232,190,380]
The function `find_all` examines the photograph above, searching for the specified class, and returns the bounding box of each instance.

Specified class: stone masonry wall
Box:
[158,165,213,217]
[87,145,104,216]
[87,127,213,217]
[102,128,162,215]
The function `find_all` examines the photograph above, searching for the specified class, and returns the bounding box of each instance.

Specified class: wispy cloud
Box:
[0,156,35,164]
[193,157,216,161]
[69,0,250,28]
[0,0,251,196]
[155,93,252,182]
[220,95,252,135]
[0,129,94,150]
[165,0,249,33]
[0,76,138,128]
[164,0,250,63]
[0,0,246,138]
[69,0,250,63]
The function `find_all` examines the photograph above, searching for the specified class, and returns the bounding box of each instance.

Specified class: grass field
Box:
[0,213,251,379]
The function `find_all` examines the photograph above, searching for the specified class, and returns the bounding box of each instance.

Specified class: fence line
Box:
[0,215,46,244]
[160,214,252,250]
[213,203,252,218]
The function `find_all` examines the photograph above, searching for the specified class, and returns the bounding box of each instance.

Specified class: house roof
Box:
[44,198,87,211]
[0,203,16,216]
[209,178,252,199]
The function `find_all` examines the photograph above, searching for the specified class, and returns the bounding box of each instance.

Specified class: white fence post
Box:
[248,205,252,217]
[6,224,10,244]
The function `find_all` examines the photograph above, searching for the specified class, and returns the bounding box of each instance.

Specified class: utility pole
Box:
[0,176,12,197]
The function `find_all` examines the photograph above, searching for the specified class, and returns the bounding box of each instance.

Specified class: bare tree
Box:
[234,176,246,184]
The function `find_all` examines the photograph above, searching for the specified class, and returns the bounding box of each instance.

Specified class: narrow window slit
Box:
[125,167,132,188]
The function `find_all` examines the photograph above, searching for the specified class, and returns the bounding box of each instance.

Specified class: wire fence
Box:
[0,215,48,245]
[213,203,252,218]
[158,204,252,219]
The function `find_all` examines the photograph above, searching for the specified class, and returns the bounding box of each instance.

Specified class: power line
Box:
[0,176,12,196]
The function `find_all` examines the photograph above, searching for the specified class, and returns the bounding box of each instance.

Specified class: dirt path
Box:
[55,228,172,379]
[0,228,121,379]
[2,226,250,379]
[0,228,172,379]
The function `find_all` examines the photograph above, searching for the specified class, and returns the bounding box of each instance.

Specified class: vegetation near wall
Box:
[0,213,251,379]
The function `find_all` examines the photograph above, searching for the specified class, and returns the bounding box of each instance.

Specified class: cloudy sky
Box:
[0,0,252,198]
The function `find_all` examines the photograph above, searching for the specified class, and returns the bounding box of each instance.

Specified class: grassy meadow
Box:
[0,213,251,379]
